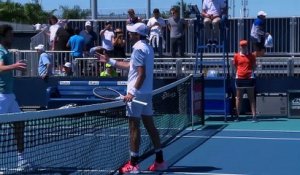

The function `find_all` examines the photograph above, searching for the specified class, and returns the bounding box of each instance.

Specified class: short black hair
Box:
[153,8,160,14]
[0,24,13,38]
[74,27,80,35]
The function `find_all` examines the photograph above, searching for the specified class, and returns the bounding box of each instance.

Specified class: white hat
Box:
[63,62,72,68]
[257,11,267,16]
[85,21,92,26]
[126,23,148,36]
[34,44,45,50]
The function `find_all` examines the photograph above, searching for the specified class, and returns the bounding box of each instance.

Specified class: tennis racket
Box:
[93,87,148,106]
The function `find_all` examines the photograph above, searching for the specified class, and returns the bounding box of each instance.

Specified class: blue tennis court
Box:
[139,116,300,175]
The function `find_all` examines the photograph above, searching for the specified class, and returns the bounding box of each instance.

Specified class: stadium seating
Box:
[45,80,127,109]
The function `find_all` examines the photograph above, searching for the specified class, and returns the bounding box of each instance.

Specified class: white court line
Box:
[180,135,300,141]
[141,171,246,175]
[222,128,300,133]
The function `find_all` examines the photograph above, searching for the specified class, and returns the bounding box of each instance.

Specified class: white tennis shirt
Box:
[127,40,154,95]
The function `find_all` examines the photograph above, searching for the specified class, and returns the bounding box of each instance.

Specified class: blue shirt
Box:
[67,34,85,58]
[250,18,266,42]
[38,52,53,76]
[79,30,97,51]
[0,45,13,93]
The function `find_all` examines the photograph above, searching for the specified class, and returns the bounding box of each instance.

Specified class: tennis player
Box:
[0,24,33,170]
[95,22,167,174]
[233,40,257,122]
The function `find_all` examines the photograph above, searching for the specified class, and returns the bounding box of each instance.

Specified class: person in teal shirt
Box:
[0,24,33,171]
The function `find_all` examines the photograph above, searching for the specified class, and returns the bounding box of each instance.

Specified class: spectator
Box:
[167,7,186,58]
[80,21,97,56]
[112,28,126,58]
[100,63,118,77]
[126,9,142,25]
[53,22,73,63]
[53,22,72,51]
[201,0,227,46]
[47,15,60,50]
[251,11,268,57]
[67,27,85,59]
[0,24,32,171]
[35,44,53,79]
[100,21,115,57]
[147,8,166,57]
[62,62,73,76]
[233,40,257,122]
[67,27,85,76]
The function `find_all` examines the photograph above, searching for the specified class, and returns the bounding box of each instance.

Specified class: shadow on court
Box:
[139,124,227,173]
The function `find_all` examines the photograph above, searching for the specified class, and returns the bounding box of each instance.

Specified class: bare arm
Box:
[0,61,26,72]
[95,52,129,70]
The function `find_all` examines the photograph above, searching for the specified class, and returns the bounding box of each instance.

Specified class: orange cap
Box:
[240,40,248,46]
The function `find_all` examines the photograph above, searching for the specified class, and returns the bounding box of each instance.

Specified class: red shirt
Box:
[233,52,256,79]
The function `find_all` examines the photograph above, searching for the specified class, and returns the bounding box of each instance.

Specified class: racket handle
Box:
[132,99,148,106]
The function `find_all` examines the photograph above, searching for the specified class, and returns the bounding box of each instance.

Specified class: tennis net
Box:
[0,74,204,175]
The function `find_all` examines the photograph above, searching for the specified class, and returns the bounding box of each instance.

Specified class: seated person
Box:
[100,63,118,77]
[62,62,73,76]
[201,0,227,46]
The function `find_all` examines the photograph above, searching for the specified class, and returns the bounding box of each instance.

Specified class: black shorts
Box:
[235,79,255,88]
[251,37,265,51]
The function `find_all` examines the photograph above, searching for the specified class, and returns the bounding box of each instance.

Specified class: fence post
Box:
[237,18,244,46]
[290,17,296,56]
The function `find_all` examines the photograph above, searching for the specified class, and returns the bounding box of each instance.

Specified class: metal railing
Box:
[30,17,300,56]
[11,50,300,79]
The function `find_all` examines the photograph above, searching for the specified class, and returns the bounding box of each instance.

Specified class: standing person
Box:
[126,9,142,25]
[80,21,97,57]
[67,27,85,75]
[95,23,167,174]
[47,15,60,50]
[0,24,32,170]
[201,0,227,46]
[167,7,186,58]
[35,44,53,79]
[112,28,126,58]
[100,21,115,57]
[67,27,85,59]
[147,8,166,57]
[233,40,257,122]
[250,11,268,57]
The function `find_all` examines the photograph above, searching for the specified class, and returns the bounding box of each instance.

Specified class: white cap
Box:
[34,44,45,50]
[85,21,92,26]
[63,62,72,68]
[257,11,267,16]
[126,23,148,36]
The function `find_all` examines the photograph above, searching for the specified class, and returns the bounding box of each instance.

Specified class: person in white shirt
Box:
[47,15,60,50]
[201,0,226,46]
[95,22,167,174]
[100,21,115,57]
[147,8,166,57]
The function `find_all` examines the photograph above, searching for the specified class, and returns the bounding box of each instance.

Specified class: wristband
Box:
[108,59,116,66]
[128,87,137,96]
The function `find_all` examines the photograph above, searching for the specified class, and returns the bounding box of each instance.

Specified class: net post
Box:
[191,73,205,130]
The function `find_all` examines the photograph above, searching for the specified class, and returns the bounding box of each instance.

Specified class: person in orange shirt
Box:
[233,40,257,122]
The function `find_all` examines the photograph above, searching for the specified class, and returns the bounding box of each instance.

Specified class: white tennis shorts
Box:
[126,93,153,118]
[0,93,21,114]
